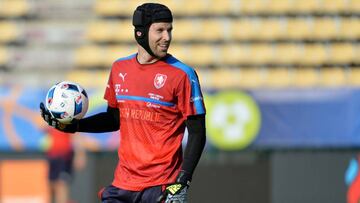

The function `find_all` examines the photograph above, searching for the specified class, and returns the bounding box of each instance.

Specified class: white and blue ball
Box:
[45,81,88,124]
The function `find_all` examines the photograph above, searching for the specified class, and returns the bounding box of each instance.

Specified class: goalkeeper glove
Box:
[40,102,78,133]
[157,170,191,203]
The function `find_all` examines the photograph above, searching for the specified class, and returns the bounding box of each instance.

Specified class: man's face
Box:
[148,22,172,58]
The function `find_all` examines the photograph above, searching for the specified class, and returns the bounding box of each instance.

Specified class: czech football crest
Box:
[154,73,167,89]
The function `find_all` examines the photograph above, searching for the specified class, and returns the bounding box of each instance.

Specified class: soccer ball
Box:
[45,81,89,124]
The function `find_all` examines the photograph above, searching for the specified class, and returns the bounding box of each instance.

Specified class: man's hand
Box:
[157,171,191,203]
[40,102,78,133]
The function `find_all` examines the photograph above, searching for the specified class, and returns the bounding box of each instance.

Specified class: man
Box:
[45,127,86,203]
[40,3,206,203]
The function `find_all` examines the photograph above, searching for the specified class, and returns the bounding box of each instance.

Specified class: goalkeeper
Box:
[40,2,206,203]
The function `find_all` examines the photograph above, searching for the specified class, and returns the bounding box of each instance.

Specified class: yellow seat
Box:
[240,0,268,14]
[238,68,265,88]
[0,47,9,65]
[94,0,132,17]
[172,20,195,42]
[210,69,242,89]
[200,19,226,41]
[347,67,360,86]
[112,20,134,42]
[86,21,114,42]
[348,0,360,12]
[104,45,136,66]
[257,18,287,40]
[86,20,133,43]
[0,21,19,43]
[175,0,208,15]
[275,44,303,64]
[208,0,237,15]
[339,18,360,40]
[74,46,104,67]
[66,70,109,88]
[292,68,320,87]
[312,18,339,40]
[0,0,29,17]
[354,44,360,64]
[321,0,349,13]
[267,0,293,14]
[220,44,252,65]
[250,44,275,64]
[230,18,259,40]
[265,67,292,88]
[188,44,215,66]
[302,44,328,65]
[328,43,356,64]
[286,18,313,40]
[319,67,346,87]
[289,1,321,13]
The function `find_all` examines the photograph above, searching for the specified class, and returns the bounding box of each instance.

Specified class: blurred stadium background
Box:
[0,0,360,202]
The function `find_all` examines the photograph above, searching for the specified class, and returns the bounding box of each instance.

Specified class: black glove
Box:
[157,171,191,203]
[40,102,78,133]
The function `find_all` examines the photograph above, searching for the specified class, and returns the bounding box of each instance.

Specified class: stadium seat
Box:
[321,0,349,13]
[104,45,136,66]
[220,44,253,65]
[209,69,242,89]
[230,18,259,40]
[172,20,195,41]
[238,68,265,88]
[312,18,339,40]
[94,0,132,17]
[86,21,114,42]
[239,0,268,14]
[0,21,19,43]
[112,20,134,42]
[74,46,104,67]
[286,18,313,40]
[354,44,360,63]
[174,0,208,15]
[0,46,9,66]
[86,20,133,43]
[289,1,321,13]
[292,68,320,87]
[207,0,237,15]
[339,18,360,40]
[319,67,346,87]
[302,44,328,65]
[188,44,216,65]
[256,18,287,40]
[347,68,360,86]
[274,43,303,64]
[264,67,292,88]
[66,70,109,88]
[250,44,275,64]
[200,19,226,41]
[267,0,293,14]
[348,0,360,12]
[328,43,356,64]
[0,0,30,18]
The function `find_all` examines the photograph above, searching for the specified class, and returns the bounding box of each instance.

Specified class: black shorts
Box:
[99,185,164,203]
[48,154,74,182]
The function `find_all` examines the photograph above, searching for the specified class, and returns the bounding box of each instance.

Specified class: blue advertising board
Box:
[1,85,360,151]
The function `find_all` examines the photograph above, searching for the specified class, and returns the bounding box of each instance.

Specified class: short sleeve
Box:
[104,67,118,108]
[176,70,206,118]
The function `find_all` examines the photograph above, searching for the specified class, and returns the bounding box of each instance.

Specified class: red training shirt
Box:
[104,54,205,191]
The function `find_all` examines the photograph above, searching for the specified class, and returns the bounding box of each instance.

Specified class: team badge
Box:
[154,73,167,89]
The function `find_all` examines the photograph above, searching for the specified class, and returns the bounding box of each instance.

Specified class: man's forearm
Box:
[182,114,206,180]
[78,106,120,133]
